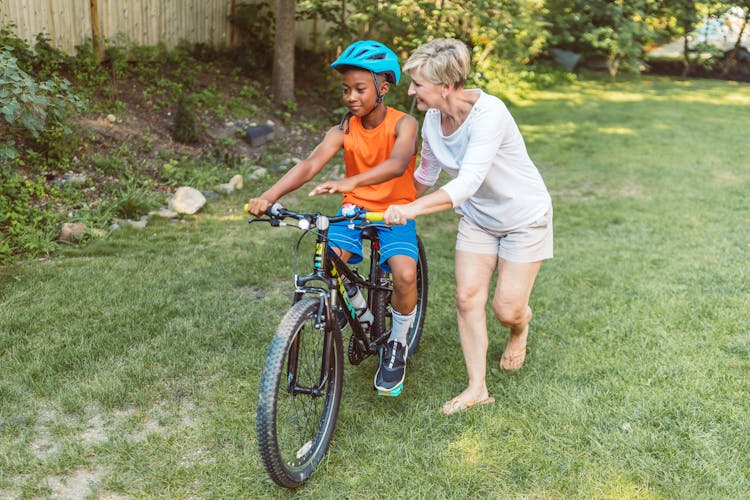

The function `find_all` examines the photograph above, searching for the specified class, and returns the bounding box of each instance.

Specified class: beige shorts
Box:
[455,208,553,263]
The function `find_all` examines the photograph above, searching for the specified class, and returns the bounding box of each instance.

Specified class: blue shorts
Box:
[328,215,418,273]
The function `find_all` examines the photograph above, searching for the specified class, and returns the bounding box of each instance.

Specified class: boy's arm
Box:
[309,115,418,196]
[247,126,344,215]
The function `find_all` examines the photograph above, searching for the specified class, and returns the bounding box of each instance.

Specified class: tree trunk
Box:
[681,33,691,77]
[721,10,749,76]
[608,53,620,82]
[90,0,103,61]
[272,0,296,106]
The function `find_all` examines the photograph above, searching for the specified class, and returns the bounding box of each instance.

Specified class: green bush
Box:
[227,1,274,71]
[0,167,59,264]
[172,94,200,144]
[32,32,72,79]
[0,23,34,70]
[0,48,83,164]
[471,54,577,104]
[110,179,162,220]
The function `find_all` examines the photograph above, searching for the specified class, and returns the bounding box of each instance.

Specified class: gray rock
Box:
[62,172,88,185]
[242,125,274,147]
[169,187,206,214]
[59,222,87,241]
[229,174,243,190]
[113,216,148,229]
[248,167,268,182]
[215,183,235,195]
[272,159,292,172]
[148,208,179,219]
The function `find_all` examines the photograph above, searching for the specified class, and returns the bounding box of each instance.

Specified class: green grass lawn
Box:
[1,75,749,498]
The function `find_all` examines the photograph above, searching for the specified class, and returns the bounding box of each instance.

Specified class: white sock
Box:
[389,307,416,346]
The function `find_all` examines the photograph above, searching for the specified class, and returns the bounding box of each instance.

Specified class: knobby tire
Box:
[256,297,344,488]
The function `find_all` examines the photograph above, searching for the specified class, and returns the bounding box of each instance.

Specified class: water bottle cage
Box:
[355,307,372,323]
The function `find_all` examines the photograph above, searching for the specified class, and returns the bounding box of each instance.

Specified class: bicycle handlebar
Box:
[244,203,384,224]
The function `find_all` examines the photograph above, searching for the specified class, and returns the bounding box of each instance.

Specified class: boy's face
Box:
[341,68,386,116]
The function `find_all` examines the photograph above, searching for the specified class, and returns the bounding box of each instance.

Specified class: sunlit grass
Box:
[1,74,748,497]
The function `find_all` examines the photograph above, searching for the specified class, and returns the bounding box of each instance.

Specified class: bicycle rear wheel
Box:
[256,297,344,488]
[371,236,428,356]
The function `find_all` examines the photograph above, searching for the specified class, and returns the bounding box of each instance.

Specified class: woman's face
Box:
[407,69,444,111]
[341,68,381,117]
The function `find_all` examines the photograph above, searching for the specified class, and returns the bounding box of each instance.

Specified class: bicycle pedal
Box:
[377,384,403,397]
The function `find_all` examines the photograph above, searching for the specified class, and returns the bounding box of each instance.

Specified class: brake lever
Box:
[248,217,284,227]
[348,219,391,231]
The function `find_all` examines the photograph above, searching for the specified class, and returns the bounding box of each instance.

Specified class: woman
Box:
[383,38,553,415]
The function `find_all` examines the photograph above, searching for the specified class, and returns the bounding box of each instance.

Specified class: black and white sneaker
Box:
[374,341,407,396]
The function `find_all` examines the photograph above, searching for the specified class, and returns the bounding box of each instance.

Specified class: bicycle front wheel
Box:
[256,297,344,488]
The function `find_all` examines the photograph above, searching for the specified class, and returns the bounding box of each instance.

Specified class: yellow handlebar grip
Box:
[243,203,249,213]
[366,212,384,222]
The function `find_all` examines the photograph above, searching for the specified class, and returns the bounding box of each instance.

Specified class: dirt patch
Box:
[42,469,105,500]
[16,399,207,499]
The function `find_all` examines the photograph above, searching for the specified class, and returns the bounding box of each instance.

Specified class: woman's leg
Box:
[492,259,542,370]
[444,250,497,410]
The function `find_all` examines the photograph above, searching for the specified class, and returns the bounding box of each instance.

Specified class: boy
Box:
[247,40,419,396]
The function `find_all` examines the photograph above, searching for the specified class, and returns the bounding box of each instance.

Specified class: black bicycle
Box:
[249,203,428,488]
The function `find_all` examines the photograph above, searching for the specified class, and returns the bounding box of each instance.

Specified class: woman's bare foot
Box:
[500,324,529,371]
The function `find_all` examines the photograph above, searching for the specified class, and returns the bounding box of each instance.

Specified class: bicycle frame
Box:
[250,204,390,395]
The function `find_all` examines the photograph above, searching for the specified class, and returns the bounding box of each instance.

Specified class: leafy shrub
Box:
[472,54,577,104]
[0,48,83,163]
[32,32,72,79]
[0,167,59,264]
[0,23,34,70]
[72,39,109,92]
[227,1,275,71]
[110,181,162,220]
[172,94,200,144]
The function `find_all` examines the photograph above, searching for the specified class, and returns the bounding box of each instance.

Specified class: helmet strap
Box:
[371,71,384,104]
[338,111,352,134]
[360,71,385,121]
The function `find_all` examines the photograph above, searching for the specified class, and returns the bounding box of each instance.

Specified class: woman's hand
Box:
[308,178,356,196]
[384,204,416,226]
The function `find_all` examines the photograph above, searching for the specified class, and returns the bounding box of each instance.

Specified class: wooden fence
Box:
[0,0,319,56]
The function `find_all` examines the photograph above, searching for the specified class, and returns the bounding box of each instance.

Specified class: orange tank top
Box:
[342,107,417,212]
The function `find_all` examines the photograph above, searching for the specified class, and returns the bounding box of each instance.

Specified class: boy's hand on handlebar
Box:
[247,197,272,216]
[308,178,355,197]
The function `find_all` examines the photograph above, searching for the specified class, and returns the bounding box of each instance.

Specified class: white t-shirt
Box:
[414,89,551,233]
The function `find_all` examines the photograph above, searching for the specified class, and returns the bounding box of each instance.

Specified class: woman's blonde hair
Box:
[403,38,471,87]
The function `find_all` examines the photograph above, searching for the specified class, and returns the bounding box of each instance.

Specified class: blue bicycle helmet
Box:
[331,40,401,84]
